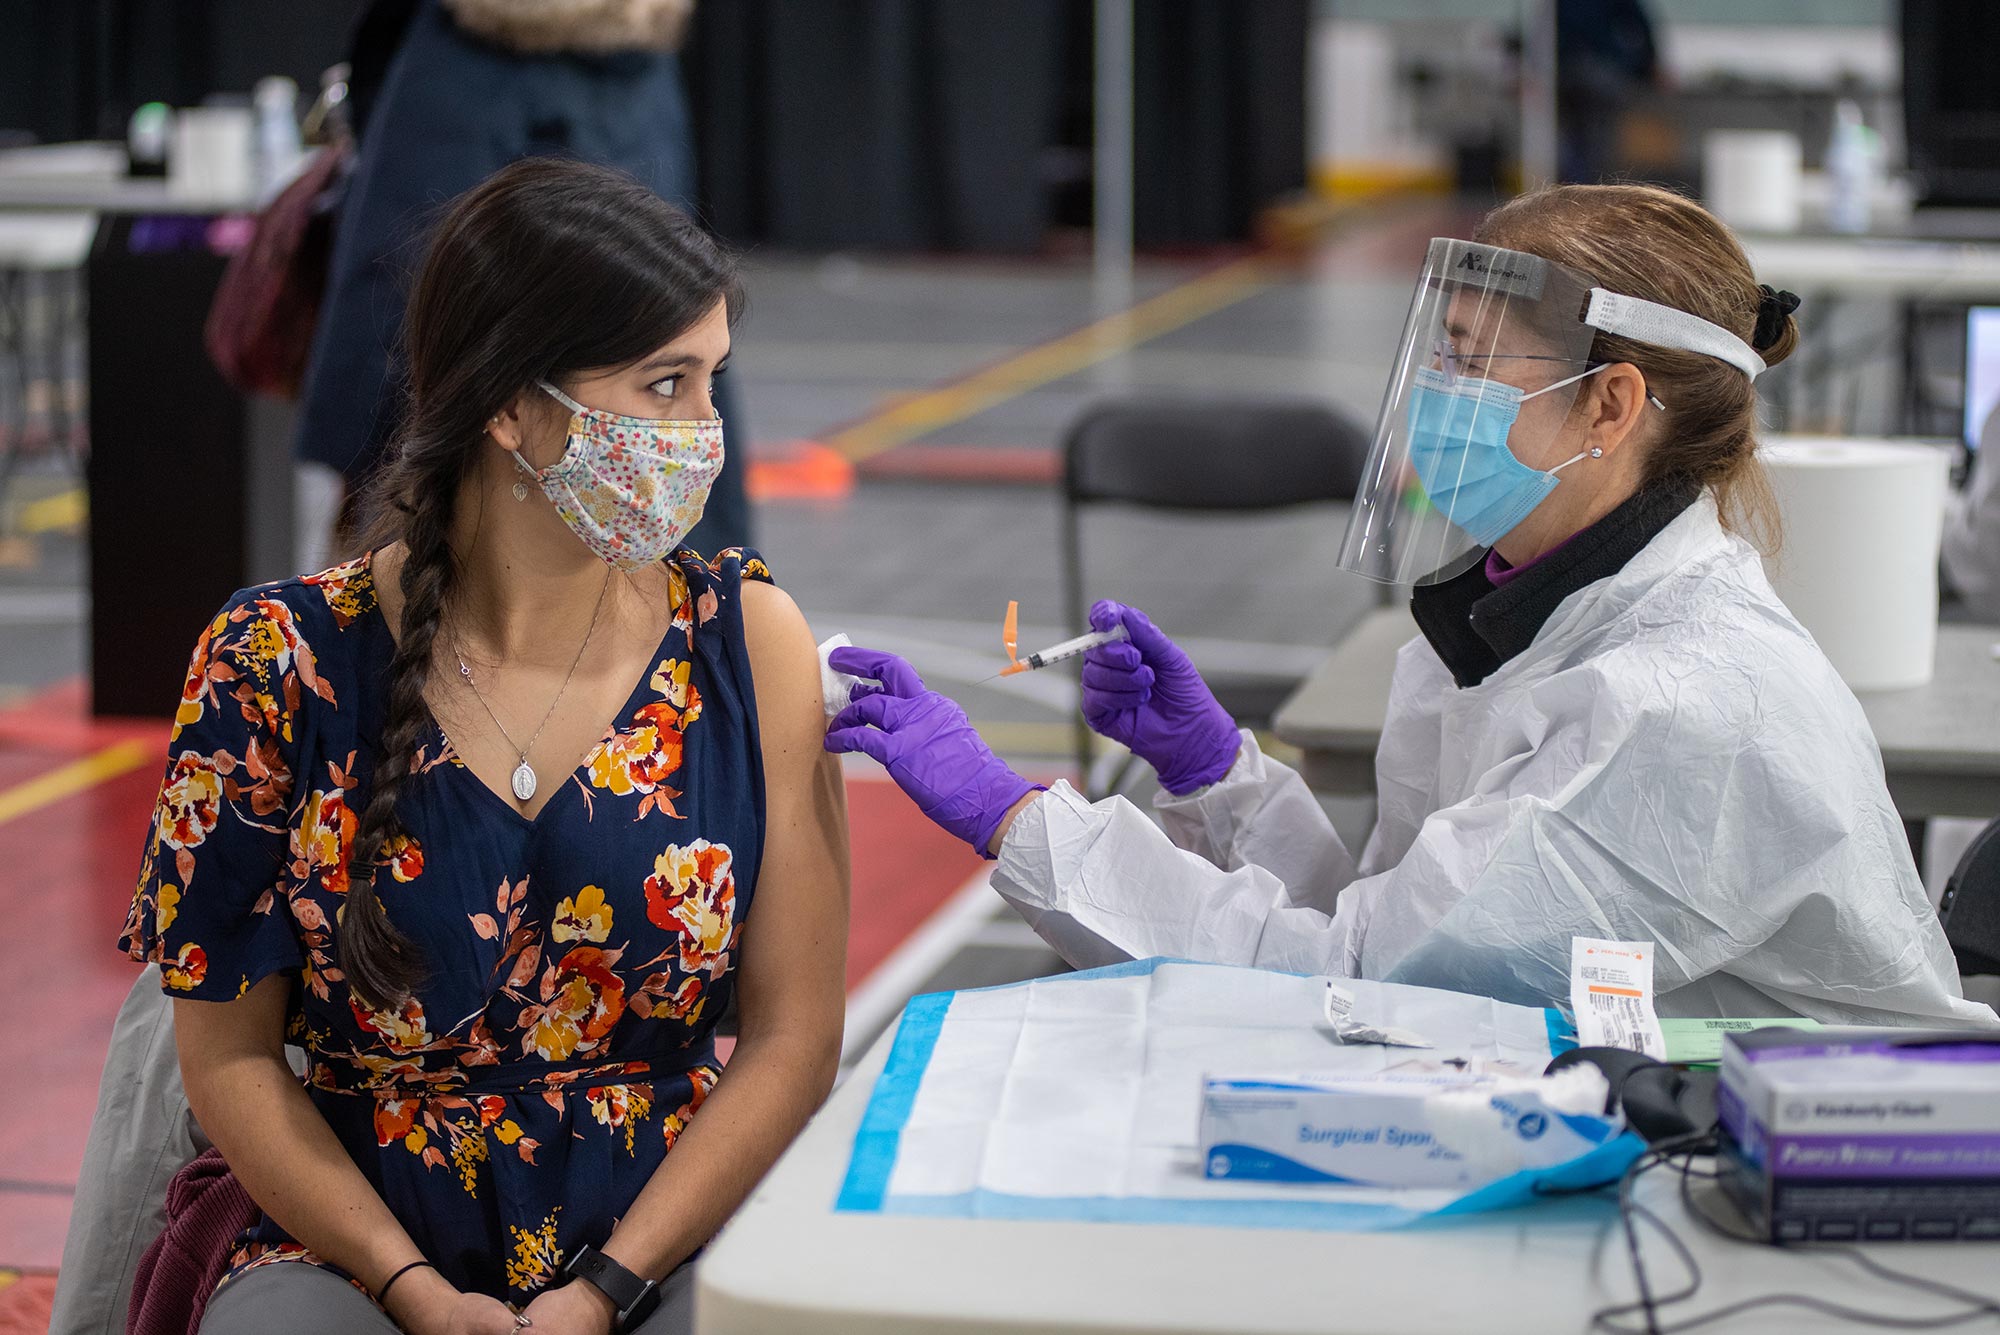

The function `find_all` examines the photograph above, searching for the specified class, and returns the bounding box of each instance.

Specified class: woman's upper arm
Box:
[736,581,849,1048]
[123,591,310,1003]
[173,970,293,1077]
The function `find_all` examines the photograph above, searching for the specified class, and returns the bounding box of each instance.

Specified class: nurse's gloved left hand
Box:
[824,647,1042,858]
[1081,600,1240,794]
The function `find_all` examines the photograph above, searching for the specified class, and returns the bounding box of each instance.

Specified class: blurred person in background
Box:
[298,0,751,562]
[1944,404,2000,623]
[1556,0,1660,184]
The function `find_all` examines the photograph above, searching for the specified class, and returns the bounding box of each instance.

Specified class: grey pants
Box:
[197,1260,695,1335]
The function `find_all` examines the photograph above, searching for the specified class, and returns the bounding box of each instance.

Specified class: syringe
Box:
[998,623,1131,676]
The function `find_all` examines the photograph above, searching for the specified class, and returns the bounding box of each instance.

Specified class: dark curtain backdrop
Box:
[0,0,366,144]
[4,0,1306,250]
[1132,0,1308,248]
[683,0,1307,251]
[683,0,1072,252]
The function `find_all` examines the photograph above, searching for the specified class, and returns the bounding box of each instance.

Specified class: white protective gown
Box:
[993,494,1997,1025]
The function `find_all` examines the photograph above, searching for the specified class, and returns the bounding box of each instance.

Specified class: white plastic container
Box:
[1704,130,1804,233]
[170,105,255,205]
[253,76,304,201]
[1825,99,1879,235]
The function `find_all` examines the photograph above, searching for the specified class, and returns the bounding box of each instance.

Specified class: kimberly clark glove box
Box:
[1199,1068,1616,1190]
[1718,1028,2000,1244]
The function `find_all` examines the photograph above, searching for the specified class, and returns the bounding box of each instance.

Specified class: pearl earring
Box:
[1589,446,1604,459]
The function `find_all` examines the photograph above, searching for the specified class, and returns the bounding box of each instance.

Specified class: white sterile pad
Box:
[1569,937,1667,1059]
[816,634,876,719]
[836,959,1641,1230]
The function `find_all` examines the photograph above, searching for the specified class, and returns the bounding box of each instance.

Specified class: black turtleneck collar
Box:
[1409,477,1701,688]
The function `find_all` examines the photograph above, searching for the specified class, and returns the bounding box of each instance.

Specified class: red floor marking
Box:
[0,677,165,750]
[745,439,858,501]
[0,680,978,1270]
[854,443,1061,486]
[0,1272,57,1334]
[843,777,985,990]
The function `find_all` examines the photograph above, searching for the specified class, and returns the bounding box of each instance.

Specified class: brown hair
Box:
[1474,183,1796,552]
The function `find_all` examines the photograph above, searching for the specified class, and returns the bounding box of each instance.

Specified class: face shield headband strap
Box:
[1581,289,1767,381]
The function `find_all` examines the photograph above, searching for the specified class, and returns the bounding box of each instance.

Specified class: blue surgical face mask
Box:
[1405,363,1605,547]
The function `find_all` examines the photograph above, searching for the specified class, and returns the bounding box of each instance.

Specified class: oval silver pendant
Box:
[510,761,538,802]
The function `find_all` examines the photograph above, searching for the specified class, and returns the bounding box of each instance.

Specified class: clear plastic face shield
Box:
[1337,239,1606,587]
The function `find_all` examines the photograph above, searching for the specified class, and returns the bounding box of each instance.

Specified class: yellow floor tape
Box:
[0,739,155,829]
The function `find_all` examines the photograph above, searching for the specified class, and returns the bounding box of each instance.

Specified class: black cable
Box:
[1590,1137,2000,1334]
[1592,1133,1715,1334]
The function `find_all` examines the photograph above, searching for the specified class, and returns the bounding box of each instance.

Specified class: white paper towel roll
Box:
[1760,438,1952,690]
[1704,130,1803,233]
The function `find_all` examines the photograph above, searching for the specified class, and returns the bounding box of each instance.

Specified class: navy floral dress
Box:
[120,548,773,1304]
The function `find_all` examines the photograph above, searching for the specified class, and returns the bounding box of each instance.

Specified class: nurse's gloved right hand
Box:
[824,646,1042,858]
[1081,600,1240,794]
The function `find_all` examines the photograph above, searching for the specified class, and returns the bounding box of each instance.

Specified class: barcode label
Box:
[1570,937,1666,1059]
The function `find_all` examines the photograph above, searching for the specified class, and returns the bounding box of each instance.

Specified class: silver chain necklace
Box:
[450,567,613,803]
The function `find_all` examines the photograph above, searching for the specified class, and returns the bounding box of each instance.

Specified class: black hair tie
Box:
[1753,284,1802,352]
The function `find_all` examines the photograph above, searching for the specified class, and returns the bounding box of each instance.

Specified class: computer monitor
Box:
[1965,306,2000,451]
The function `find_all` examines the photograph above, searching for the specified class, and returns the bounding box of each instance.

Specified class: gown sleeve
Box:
[120,590,319,1002]
[1152,730,1359,895]
[988,731,1372,976]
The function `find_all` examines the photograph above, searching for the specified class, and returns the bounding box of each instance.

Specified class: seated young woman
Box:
[120,158,849,1335]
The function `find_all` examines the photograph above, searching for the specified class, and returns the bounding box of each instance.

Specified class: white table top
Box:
[0,142,254,215]
[695,1025,1997,1334]
[0,213,97,269]
[1742,232,2000,301]
[0,177,251,215]
[1272,608,2000,819]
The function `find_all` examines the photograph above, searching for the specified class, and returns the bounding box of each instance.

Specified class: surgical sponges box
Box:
[1199,1068,1617,1189]
[1718,1028,2000,1243]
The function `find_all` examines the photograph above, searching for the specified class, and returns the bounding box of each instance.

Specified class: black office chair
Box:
[1059,397,1373,794]
[1940,816,2000,979]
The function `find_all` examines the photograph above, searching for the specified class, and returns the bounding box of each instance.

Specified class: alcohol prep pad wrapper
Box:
[1323,979,1433,1048]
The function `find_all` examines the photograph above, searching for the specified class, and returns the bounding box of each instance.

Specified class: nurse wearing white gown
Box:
[826,183,1996,1027]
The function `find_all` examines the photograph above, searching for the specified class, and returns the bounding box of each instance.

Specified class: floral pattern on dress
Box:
[121,548,774,1305]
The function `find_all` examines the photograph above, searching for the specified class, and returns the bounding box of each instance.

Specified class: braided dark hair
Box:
[342,158,740,1010]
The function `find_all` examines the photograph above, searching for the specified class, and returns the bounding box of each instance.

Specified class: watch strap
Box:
[563,1244,659,1330]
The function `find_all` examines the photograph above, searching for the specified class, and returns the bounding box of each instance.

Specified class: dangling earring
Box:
[492,415,531,500]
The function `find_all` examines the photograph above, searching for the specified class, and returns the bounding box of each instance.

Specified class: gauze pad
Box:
[818,634,879,718]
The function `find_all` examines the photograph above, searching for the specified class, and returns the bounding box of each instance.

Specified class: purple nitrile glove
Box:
[1080,600,1240,795]
[824,646,1042,857]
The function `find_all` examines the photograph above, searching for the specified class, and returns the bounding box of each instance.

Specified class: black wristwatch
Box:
[563,1243,661,1333]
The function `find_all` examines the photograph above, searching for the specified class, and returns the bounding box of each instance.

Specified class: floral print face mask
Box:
[518,381,725,572]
